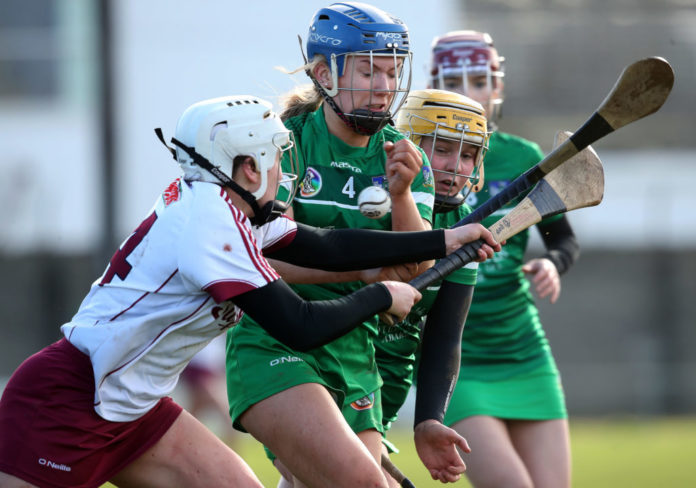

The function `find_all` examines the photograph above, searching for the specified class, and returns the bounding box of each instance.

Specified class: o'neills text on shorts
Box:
[38,457,72,472]
[269,355,304,367]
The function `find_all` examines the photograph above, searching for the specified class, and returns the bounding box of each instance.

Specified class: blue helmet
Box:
[304,2,412,135]
[307,2,410,76]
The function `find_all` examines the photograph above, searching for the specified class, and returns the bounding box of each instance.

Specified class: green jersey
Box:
[458,130,561,380]
[226,108,435,422]
[285,108,435,335]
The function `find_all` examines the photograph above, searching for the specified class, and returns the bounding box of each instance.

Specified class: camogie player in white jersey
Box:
[0,95,499,488]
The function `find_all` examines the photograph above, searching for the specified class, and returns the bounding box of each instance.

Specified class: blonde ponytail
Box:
[277,57,327,121]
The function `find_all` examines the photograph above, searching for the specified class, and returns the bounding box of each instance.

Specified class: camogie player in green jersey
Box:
[428,30,580,488]
[223,4,497,488]
[378,88,493,484]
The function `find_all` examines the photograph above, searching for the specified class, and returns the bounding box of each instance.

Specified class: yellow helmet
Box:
[395,89,489,211]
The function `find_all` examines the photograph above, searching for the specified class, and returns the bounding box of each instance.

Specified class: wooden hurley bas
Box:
[409,56,674,292]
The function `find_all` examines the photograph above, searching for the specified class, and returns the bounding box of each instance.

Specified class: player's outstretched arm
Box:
[231,279,420,351]
[266,223,499,272]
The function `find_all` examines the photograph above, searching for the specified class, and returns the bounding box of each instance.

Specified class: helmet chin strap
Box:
[313,78,392,135]
[434,192,466,214]
[154,128,283,226]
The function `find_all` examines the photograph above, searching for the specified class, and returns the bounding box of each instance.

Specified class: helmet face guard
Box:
[305,2,412,135]
[331,49,412,135]
[395,89,490,212]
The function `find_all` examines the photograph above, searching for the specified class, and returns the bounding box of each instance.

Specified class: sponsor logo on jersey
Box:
[211,302,243,330]
[421,165,434,188]
[38,457,72,472]
[269,355,304,367]
[162,178,182,206]
[350,392,375,411]
[300,167,322,197]
[309,33,342,46]
[330,161,363,173]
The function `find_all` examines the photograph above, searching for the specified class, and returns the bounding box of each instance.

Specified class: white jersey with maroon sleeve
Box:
[61,179,297,421]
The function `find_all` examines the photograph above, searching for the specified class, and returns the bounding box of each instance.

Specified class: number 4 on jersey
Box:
[100,212,158,285]
[342,176,356,199]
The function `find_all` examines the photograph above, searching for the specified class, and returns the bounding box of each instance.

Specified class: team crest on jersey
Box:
[421,165,434,188]
[300,167,322,197]
[371,175,387,188]
[350,392,375,411]
[162,179,182,206]
[211,302,244,330]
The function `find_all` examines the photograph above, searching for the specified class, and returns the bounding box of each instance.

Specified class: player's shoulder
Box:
[284,111,315,147]
[492,131,543,155]
[490,131,545,169]
[380,123,407,143]
[185,181,238,222]
[284,111,311,132]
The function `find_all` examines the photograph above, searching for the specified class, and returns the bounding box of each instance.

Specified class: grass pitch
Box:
[102,416,696,487]
[235,416,696,487]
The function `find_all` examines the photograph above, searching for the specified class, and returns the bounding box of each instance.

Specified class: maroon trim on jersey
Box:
[99,295,212,389]
[262,224,297,254]
[0,339,182,488]
[108,269,180,322]
[223,195,279,283]
[204,279,261,303]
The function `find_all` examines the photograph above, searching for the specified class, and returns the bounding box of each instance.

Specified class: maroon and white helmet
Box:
[429,30,505,125]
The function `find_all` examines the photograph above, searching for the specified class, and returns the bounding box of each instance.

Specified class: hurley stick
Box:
[410,130,604,291]
[453,56,673,229]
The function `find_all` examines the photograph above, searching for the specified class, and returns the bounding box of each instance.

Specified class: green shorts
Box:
[443,364,568,425]
[226,315,383,432]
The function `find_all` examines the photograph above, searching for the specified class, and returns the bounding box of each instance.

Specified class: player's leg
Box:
[508,418,571,488]
[357,428,387,465]
[380,443,402,488]
[240,382,388,488]
[0,472,38,488]
[110,409,263,488]
[451,415,533,488]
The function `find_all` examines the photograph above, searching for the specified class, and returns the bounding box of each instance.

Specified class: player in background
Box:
[0,94,499,488]
[430,30,579,488]
[224,3,443,487]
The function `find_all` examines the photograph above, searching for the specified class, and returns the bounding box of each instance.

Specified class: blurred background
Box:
[1,0,695,484]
